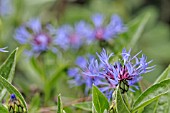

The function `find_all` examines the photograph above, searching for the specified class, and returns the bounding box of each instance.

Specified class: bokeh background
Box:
[0,0,170,112]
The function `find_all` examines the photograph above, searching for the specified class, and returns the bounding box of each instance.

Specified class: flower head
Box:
[67,55,99,94]
[80,48,154,99]
[0,0,13,16]
[90,13,127,41]
[15,18,56,56]
[55,21,91,50]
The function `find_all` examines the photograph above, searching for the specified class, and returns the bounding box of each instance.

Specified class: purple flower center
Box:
[33,33,51,46]
[69,33,79,44]
[95,28,105,40]
[118,66,132,81]
[104,65,132,89]
[106,69,115,80]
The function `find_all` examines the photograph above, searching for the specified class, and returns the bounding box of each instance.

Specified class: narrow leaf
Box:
[116,88,130,113]
[30,57,44,79]
[57,94,63,113]
[92,85,109,113]
[0,104,8,113]
[143,99,158,113]
[147,66,170,113]
[29,93,40,112]
[72,101,92,111]
[0,75,27,112]
[128,13,150,48]
[154,65,170,84]
[45,64,67,103]
[132,79,170,112]
[0,48,17,100]
[155,93,170,113]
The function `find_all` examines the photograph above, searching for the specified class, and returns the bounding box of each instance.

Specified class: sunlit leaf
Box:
[144,66,170,113]
[0,104,8,113]
[127,13,151,48]
[142,99,158,113]
[72,101,92,111]
[0,48,27,112]
[154,65,170,84]
[155,93,170,113]
[132,79,170,112]
[0,48,17,100]
[116,88,130,113]
[57,94,63,113]
[92,85,109,113]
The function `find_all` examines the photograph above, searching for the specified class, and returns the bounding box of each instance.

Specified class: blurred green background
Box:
[0,0,170,112]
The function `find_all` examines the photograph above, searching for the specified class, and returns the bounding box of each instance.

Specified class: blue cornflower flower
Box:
[0,0,13,16]
[14,18,57,56]
[0,47,8,52]
[89,13,127,41]
[54,21,91,50]
[67,55,99,94]
[81,48,154,99]
[96,48,114,67]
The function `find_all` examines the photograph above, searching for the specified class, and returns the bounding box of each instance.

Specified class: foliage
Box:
[0,0,170,112]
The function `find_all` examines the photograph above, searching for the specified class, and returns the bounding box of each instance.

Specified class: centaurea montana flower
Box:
[54,21,91,50]
[15,18,57,56]
[89,13,127,41]
[83,48,154,99]
[0,0,13,16]
[67,55,100,94]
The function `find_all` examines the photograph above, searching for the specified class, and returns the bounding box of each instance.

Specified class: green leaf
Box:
[116,88,130,113]
[154,65,170,84]
[127,13,151,48]
[132,79,170,112]
[44,64,68,103]
[145,66,170,113]
[0,48,17,100]
[0,75,27,112]
[92,85,109,113]
[155,93,170,113]
[25,0,54,5]
[0,104,8,113]
[30,57,45,79]
[29,93,40,113]
[142,99,158,113]
[72,101,92,111]
[57,94,63,113]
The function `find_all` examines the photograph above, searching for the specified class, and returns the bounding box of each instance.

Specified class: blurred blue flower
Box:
[54,21,91,50]
[0,47,8,52]
[15,18,57,56]
[0,0,13,16]
[90,13,127,41]
[82,48,154,99]
[67,55,98,94]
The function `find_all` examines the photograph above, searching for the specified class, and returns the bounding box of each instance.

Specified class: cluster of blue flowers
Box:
[68,48,154,99]
[14,18,57,56]
[14,13,126,56]
[13,12,154,100]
